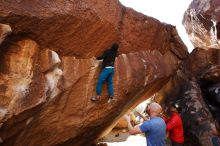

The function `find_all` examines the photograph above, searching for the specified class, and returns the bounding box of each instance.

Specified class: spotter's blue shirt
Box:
[139,117,166,146]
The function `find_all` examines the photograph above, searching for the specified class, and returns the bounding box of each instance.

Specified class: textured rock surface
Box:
[156,48,220,146]
[183,0,220,49]
[202,82,220,125]
[182,1,220,143]
[180,0,220,142]
[0,24,11,45]
[201,65,220,83]
[183,0,220,136]
[160,73,217,146]
[183,48,220,80]
[0,1,188,146]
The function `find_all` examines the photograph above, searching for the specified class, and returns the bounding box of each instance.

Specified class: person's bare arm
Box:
[124,114,142,135]
[135,111,149,121]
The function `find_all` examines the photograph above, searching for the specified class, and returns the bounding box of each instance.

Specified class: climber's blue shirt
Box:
[139,117,166,146]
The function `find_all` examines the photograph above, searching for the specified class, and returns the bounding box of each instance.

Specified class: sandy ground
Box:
[99,129,146,146]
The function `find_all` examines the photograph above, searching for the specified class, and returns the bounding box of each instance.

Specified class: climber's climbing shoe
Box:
[107,96,114,103]
[91,96,100,102]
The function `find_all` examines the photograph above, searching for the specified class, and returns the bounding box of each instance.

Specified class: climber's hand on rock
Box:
[91,57,100,68]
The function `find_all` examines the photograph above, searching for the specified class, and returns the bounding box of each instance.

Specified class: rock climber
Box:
[91,43,119,103]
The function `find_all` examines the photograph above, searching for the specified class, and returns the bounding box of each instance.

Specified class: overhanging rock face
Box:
[183,0,220,49]
[156,0,220,145]
[0,0,188,146]
[157,48,220,146]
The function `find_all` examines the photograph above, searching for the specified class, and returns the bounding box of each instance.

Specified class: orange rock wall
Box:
[0,1,188,145]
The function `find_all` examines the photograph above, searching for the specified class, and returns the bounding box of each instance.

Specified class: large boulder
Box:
[0,0,188,146]
[183,0,220,49]
[182,1,220,143]
[156,48,220,146]
[157,71,217,146]
[183,48,220,79]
